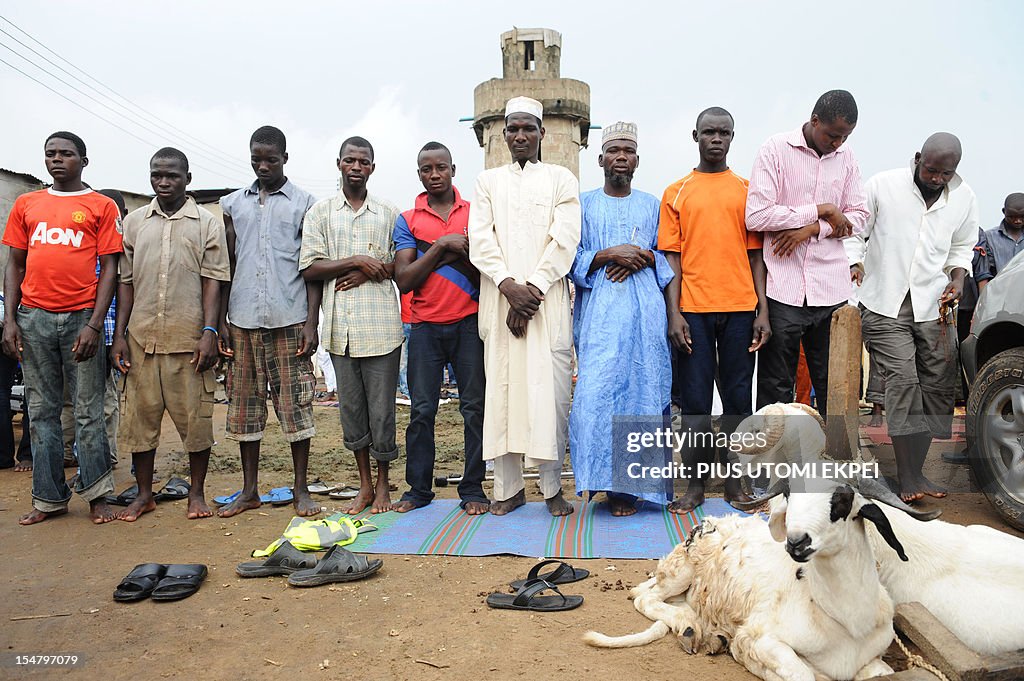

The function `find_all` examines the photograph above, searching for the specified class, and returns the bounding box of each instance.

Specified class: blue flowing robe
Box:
[569,189,674,505]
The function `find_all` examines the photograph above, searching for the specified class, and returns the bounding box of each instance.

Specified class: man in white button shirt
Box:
[846,132,979,503]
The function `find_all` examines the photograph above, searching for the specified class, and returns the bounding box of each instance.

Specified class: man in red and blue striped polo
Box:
[392,142,488,515]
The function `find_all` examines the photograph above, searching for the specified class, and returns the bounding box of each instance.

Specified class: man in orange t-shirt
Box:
[657,108,770,513]
[2,131,122,526]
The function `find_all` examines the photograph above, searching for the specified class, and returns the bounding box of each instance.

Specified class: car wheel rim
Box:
[981,384,1024,498]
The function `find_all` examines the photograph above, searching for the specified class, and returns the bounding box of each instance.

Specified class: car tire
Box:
[966,348,1024,531]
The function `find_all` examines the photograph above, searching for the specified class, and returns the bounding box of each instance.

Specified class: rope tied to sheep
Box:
[895,635,950,681]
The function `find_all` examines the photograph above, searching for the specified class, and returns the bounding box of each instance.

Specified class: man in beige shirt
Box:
[112,148,230,521]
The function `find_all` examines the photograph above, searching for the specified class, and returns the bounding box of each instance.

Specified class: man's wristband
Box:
[85,322,102,333]
[202,326,219,336]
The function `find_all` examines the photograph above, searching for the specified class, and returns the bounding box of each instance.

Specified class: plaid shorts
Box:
[226,324,316,443]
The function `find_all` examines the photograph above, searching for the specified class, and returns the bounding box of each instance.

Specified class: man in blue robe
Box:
[569,122,674,516]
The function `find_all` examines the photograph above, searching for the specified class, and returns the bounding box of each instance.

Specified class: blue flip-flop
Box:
[267,487,294,506]
[214,490,274,505]
[214,491,242,506]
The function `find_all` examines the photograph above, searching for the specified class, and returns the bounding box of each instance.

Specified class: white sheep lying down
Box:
[584,481,925,681]
[733,403,1024,655]
[866,492,1024,655]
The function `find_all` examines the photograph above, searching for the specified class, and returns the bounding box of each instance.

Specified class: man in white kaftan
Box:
[468,96,581,516]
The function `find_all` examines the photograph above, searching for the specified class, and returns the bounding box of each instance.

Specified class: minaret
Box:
[472,28,591,178]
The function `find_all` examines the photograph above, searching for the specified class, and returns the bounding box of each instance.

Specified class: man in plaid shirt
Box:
[300,136,402,514]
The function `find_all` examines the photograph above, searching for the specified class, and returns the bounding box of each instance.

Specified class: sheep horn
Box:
[789,402,825,431]
[732,408,787,457]
[854,476,942,521]
[731,477,789,511]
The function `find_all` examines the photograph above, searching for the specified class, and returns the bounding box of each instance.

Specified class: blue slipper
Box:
[268,487,294,506]
[215,490,273,505]
[214,491,241,505]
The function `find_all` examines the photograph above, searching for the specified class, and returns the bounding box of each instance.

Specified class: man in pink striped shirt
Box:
[746,90,869,415]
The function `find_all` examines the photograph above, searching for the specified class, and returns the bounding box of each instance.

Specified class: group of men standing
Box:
[2,86,1000,526]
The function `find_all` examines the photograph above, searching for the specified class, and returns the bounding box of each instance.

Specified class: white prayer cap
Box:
[602,121,638,146]
[505,96,543,123]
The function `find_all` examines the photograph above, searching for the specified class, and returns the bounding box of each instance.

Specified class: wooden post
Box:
[825,304,861,460]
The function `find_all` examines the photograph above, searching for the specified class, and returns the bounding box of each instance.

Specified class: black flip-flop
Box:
[286,546,382,587]
[104,484,139,507]
[154,477,190,502]
[510,559,590,590]
[150,564,208,601]
[486,578,583,612]
[236,541,319,578]
[114,563,167,602]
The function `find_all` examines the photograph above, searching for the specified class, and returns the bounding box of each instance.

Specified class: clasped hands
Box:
[499,279,544,338]
[772,203,853,257]
[603,244,655,282]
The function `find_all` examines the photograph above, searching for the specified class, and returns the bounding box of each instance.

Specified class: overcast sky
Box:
[2,1,1021,226]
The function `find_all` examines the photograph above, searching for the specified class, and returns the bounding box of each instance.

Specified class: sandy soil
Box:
[1,404,1020,681]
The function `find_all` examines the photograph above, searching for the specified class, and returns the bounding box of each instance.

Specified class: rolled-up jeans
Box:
[17,306,113,511]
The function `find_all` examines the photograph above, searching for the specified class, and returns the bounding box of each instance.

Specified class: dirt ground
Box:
[1,402,1020,681]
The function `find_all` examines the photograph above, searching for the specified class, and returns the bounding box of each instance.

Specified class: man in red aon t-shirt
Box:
[2,131,122,526]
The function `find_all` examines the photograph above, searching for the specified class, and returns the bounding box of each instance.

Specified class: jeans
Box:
[402,315,486,507]
[60,347,118,463]
[676,311,756,467]
[18,306,113,510]
[0,352,31,467]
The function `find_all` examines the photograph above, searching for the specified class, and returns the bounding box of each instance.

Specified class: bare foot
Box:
[725,489,754,505]
[293,490,322,517]
[19,507,66,525]
[89,499,118,524]
[371,484,392,514]
[116,494,156,522]
[545,490,574,517]
[393,500,422,513]
[669,488,705,514]
[217,492,262,518]
[13,462,31,472]
[607,496,637,517]
[919,476,947,499]
[463,500,490,515]
[869,404,884,428]
[898,483,925,504]
[345,487,374,514]
[491,489,526,516]
[187,494,213,519]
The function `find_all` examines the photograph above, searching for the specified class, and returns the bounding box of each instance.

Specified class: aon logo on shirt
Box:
[30,222,85,247]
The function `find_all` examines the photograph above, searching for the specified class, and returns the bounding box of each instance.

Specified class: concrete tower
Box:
[472,28,591,178]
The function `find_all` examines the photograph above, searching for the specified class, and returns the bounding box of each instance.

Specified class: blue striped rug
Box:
[339,497,744,559]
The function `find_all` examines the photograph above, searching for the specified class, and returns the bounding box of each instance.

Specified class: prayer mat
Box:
[339,497,745,559]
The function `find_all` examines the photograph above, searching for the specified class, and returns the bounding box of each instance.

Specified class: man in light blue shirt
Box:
[217,126,321,518]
